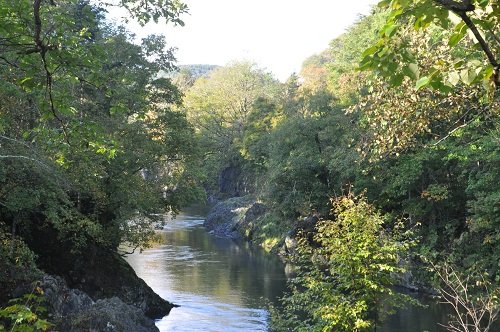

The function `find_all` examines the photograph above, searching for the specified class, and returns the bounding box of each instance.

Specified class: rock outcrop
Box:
[58,297,159,332]
[40,275,160,332]
[41,274,94,319]
[62,249,174,319]
[204,196,256,238]
[24,225,175,319]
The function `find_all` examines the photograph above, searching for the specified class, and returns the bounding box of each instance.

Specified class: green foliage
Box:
[0,0,202,254]
[183,61,281,194]
[271,194,414,331]
[361,0,499,92]
[326,11,386,105]
[106,0,188,26]
[0,228,38,275]
[356,25,497,158]
[0,285,53,332]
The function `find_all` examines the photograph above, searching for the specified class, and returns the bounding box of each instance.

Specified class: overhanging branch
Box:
[434,0,499,88]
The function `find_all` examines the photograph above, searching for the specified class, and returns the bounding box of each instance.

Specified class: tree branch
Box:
[434,0,475,13]
[457,12,499,88]
[33,0,71,144]
[0,155,51,169]
[434,0,499,88]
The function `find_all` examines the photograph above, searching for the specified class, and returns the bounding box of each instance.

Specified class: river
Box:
[125,211,456,331]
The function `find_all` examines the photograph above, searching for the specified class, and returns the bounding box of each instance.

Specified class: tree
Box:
[352,1,499,159]
[361,0,499,91]
[271,194,414,331]
[431,262,499,332]
[0,0,201,255]
[182,61,281,194]
[184,61,280,150]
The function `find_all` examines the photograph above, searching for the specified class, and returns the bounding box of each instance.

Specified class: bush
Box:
[271,194,415,331]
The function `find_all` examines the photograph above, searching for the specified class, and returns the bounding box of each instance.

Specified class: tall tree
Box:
[0,0,200,254]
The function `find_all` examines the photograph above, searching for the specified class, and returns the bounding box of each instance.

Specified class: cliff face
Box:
[22,223,175,320]
[0,224,175,331]
[39,274,161,332]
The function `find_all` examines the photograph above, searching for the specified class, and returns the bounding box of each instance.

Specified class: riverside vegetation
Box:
[1,0,199,330]
[1,0,499,332]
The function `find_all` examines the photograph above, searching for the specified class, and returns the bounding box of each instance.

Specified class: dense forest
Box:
[0,0,498,331]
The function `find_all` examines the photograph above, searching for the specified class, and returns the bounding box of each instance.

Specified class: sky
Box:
[108,0,379,81]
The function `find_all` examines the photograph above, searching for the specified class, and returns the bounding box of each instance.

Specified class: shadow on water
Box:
[126,210,287,332]
[126,210,495,332]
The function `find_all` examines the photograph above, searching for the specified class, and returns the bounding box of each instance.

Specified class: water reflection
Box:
[126,212,494,332]
[126,213,287,331]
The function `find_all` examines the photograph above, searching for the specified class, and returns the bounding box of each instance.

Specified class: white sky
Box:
[107,0,378,81]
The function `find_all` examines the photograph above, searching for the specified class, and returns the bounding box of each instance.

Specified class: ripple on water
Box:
[126,214,287,332]
[157,296,269,332]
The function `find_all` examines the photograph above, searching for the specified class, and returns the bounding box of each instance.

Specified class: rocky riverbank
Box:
[204,196,257,239]
[1,241,175,331]
[203,195,289,252]
[41,274,163,332]
[204,196,423,292]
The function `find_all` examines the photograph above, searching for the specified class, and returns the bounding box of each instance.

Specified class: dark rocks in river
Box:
[8,274,160,332]
[24,224,174,320]
[7,229,170,331]
[204,196,265,239]
[63,249,174,319]
[58,297,160,332]
[42,275,160,331]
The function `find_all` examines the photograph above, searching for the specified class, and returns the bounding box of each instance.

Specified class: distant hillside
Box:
[158,64,219,79]
[178,64,219,78]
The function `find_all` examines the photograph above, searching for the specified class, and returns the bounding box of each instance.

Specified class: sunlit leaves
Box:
[273,194,414,331]
[102,0,188,26]
[361,0,499,93]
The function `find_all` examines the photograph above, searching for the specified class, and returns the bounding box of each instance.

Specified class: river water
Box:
[125,212,286,332]
[125,211,454,332]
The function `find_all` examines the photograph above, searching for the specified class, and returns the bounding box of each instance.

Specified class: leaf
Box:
[59,106,77,116]
[19,77,33,85]
[430,80,453,93]
[358,56,374,71]
[384,23,398,37]
[362,46,379,57]
[390,74,404,86]
[377,0,391,8]
[479,64,494,80]
[415,76,430,90]
[460,68,477,85]
[403,63,419,80]
[448,32,465,47]
[448,71,460,85]
[408,63,419,78]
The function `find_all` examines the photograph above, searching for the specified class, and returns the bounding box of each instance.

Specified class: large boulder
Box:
[59,297,159,332]
[204,196,255,238]
[24,226,174,319]
[10,274,159,332]
[62,249,175,319]
[41,274,94,319]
